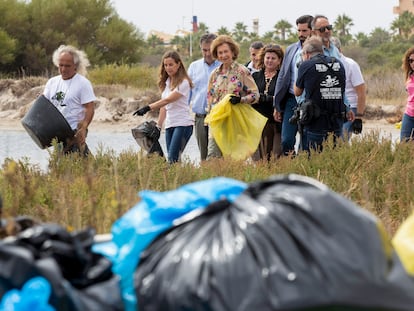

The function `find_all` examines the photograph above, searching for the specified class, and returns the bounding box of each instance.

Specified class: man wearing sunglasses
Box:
[311,15,341,59]
[294,36,354,152]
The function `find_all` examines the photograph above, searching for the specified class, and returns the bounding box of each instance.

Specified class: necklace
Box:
[264,69,278,95]
[264,76,274,95]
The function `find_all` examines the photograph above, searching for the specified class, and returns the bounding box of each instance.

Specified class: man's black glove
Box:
[229,95,241,105]
[352,118,363,134]
[133,105,151,116]
[259,93,273,103]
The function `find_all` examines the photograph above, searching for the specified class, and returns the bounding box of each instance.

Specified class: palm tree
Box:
[262,31,275,42]
[217,26,230,35]
[147,34,164,48]
[273,19,292,42]
[391,11,414,39]
[198,22,209,34]
[334,14,354,37]
[333,14,354,45]
[232,22,249,42]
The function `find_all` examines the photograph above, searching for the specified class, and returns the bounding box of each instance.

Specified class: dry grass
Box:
[1,134,414,236]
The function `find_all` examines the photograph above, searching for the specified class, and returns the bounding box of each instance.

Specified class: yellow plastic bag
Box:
[392,212,414,275]
[205,94,267,160]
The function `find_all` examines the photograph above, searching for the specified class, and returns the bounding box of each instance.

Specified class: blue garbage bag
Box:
[94,177,246,311]
[0,277,55,311]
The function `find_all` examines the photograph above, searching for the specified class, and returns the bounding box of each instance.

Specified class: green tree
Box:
[391,11,414,39]
[0,0,145,74]
[147,34,164,48]
[0,28,16,65]
[217,26,230,35]
[232,22,249,42]
[95,16,144,64]
[262,31,275,42]
[273,19,292,42]
[197,22,209,34]
[333,14,354,45]
[367,27,392,47]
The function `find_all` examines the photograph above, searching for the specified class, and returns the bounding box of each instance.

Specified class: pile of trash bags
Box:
[0,218,123,310]
[3,174,414,310]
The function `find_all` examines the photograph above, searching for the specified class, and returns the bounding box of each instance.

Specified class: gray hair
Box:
[250,41,264,49]
[52,45,90,76]
[199,33,217,45]
[302,36,323,56]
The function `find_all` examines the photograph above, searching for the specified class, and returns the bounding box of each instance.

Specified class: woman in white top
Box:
[133,51,194,163]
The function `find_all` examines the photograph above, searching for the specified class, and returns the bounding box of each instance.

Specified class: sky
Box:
[111,0,399,37]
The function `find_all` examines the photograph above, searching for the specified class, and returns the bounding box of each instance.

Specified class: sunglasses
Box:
[409,59,414,64]
[314,25,333,32]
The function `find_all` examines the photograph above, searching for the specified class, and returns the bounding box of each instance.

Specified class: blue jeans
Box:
[400,113,414,142]
[343,107,357,140]
[165,125,193,163]
[304,127,342,152]
[281,96,298,155]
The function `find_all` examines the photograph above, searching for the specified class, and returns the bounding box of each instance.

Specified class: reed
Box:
[1,133,414,235]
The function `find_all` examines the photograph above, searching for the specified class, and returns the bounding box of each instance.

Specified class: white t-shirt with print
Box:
[163,78,194,129]
[43,73,96,130]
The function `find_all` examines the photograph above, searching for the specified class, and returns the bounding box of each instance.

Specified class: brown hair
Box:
[257,44,284,70]
[158,50,193,91]
[402,46,414,81]
[210,35,239,60]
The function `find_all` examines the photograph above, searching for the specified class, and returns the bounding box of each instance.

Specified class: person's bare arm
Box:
[149,91,182,111]
[355,83,366,115]
[76,101,95,144]
[294,84,303,97]
[157,107,166,128]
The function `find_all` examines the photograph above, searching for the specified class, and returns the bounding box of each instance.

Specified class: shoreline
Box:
[2,117,400,135]
[1,118,143,133]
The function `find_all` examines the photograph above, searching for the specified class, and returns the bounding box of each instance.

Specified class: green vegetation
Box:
[1,3,414,238]
[88,63,157,89]
[1,1,414,76]
[1,134,414,235]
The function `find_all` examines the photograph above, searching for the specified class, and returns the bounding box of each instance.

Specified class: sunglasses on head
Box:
[314,25,333,32]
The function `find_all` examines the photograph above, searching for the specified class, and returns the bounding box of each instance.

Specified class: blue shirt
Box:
[323,41,341,59]
[188,58,221,114]
[293,48,306,104]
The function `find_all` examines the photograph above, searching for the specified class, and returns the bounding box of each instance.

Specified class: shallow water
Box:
[0,128,201,171]
[0,122,401,172]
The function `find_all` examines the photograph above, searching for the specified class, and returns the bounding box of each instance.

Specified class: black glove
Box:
[133,105,151,116]
[229,95,241,105]
[352,118,363,134]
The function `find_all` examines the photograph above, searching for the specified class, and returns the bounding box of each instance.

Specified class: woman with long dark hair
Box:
[133,51,194,163]
[401,46,414,142]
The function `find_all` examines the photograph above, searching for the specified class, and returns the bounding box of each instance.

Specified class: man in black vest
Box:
[294,36,354,152]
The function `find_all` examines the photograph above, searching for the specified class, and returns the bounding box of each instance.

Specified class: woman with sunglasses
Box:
[400,46,414,142]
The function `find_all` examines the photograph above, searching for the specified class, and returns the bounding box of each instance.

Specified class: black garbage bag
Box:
[0,221,123,311]
[131,120,164,157]
[134,174,414,311]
